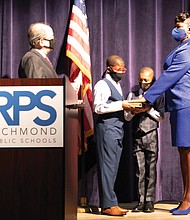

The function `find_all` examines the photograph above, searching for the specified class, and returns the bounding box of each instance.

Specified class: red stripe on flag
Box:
[69,62,80,82]
[66,44,90,75]
[67,28,90,53]
[66,0,94,153]
[70,13,89,35]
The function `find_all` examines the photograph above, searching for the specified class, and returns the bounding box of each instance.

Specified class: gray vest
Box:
[131,88,163,135]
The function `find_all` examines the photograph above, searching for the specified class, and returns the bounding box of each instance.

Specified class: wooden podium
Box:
[0,76,78,220]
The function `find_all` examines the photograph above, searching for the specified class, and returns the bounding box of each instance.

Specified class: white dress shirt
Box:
[126,91,163,122]
[94,74,128,120]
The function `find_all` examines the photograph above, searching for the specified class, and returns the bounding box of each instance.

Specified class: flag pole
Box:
[79,85,87,207]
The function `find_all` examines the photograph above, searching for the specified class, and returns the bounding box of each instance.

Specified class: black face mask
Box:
[44,38,56,50]
[139,82,151,91]
[110,72,123,82]
[106,67,123,82]
[139,77,156,91]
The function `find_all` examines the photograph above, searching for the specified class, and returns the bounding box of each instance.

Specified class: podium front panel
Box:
[0,77,78,220]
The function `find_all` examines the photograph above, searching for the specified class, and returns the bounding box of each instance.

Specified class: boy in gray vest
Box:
[126,67,165,212]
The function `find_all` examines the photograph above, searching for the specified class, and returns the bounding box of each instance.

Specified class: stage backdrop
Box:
[0,0,190,203]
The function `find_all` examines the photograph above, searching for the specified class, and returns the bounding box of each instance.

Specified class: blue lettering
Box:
[34,90,57,126]
[0,92,15,125]
[0,90,57,126]
[14,91,36,125]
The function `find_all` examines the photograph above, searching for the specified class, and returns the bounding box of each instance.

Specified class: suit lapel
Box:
[30,49,55,70]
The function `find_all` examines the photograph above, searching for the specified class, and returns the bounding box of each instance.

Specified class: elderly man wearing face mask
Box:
[126,67,165,213]
[18,22,57,78]
[94,55,135,216]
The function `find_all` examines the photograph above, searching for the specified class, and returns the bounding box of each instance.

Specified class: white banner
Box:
[0,86,63,147]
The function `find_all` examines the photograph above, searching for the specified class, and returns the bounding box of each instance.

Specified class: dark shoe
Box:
[89,205,100,214]
[132,202,144,212]
[144,201,154,213]
[101,206,125,216]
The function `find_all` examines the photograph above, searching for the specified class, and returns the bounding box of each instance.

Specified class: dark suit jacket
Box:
[18,49,58,78]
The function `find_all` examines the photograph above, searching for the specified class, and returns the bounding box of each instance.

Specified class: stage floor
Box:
[77,201,190,219]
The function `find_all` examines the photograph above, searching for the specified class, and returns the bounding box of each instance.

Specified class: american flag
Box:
[66,0,94,153]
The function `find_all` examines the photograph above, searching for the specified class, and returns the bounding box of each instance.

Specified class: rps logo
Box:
[0,90,57,126]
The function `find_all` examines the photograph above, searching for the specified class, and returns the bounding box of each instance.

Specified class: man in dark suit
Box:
[18,22,57,78]
[126,67,165,213]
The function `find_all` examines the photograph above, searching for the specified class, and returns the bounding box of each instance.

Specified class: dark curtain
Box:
[0,0,190,203]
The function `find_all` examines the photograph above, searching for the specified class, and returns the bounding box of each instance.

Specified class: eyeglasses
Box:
[110,66,127,74]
